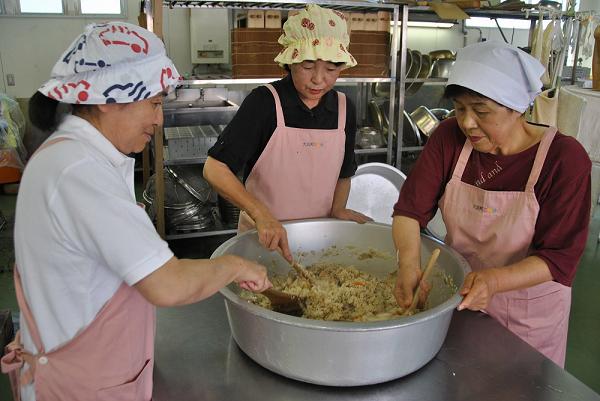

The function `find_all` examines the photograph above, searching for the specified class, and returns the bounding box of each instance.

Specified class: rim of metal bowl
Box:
[214,219,470,332]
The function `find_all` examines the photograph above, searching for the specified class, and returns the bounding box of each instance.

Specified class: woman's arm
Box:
[330,178,372,223]
[134,254,271,307]
[203,156,292,262]
[392,215,423,307]
[458,256,553,311]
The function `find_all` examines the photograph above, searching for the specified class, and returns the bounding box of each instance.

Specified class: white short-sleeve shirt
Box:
[14,114,173,356]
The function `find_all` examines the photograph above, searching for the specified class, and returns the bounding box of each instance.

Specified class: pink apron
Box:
[2,269,155,401]
[1,138,156,400]
[239,84,347,231]
[439,127,571,367]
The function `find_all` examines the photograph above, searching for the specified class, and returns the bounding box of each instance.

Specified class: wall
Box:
[0,0,194,97]
[405,23,531,53]
[0,0,138,97]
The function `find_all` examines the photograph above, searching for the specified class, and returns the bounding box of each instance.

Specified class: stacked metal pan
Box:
[143,166,214,233]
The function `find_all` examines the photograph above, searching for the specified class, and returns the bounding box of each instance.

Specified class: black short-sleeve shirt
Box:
[207,74,357,181]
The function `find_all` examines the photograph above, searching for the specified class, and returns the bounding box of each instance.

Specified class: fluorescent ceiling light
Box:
[465,17,543,29]
[391,21,455,28]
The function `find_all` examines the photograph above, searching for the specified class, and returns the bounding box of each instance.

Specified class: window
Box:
[0,0,126,16]
[19,0,62,13]
[80,0,121,15]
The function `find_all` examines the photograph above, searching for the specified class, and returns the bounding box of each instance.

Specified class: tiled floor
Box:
[1,190,599,398]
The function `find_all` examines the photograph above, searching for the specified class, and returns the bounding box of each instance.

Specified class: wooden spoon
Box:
[290,261,316,286]
[261,288,304,317]
[403,248,441,316]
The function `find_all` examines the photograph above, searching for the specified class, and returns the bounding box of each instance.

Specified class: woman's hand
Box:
[457,269,501,311]
[228,255,273,292]
[331,208,373,224]
[394,264,431,309]
[253,212,293,263]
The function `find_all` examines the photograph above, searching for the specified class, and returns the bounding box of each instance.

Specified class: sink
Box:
[163,99,237,110]
[163,98,239,127]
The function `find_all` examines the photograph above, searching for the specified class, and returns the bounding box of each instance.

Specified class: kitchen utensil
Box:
[367,100,386,135]
[410,106,440,137]
[290,261,316,285]
[356,126,385,149]
[405,50,422,95]
[429,49,456,61]
[407,54,432,95]
[214,220,470,386]
[402,110,423,146]
[403,248,441,316]
[371,81,390,98]
[430,58,455,78]
[165,166,212,203]
[218,195,241,226]
[405,48,414,79]
[346,162,406,224]
[261,288,304,316]
[430,108,451,120]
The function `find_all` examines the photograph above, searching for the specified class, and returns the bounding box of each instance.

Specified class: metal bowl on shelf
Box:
[407,54,432,96]
[409,106,440,138]
[214,219,470,386]
[356,126,385,149]
[430,58,455,79]
[428,49,455,61]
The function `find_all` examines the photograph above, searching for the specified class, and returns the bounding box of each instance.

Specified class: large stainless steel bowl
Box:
[213,219,470,386]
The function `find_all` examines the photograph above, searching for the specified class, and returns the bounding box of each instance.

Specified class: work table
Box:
[153,294,599,401]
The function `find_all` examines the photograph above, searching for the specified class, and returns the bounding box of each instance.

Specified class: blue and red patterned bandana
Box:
[39,22,181,104]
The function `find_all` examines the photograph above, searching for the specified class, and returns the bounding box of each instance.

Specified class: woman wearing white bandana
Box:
[393,41,591,367]
[1,22,270,401]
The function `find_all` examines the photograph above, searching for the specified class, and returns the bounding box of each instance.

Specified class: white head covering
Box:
[446,41,545,113]
[38,22,180,104]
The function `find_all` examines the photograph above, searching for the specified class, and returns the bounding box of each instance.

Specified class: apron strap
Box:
[452,138,473,179]
[336,91,346,129]
[264,84,285,128]
[13,268,45,354]
[525,127,557,192]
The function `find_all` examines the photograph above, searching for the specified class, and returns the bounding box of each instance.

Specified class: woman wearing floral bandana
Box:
[393,41,591,367]
[1,22,271,401]
[204,5,371,263]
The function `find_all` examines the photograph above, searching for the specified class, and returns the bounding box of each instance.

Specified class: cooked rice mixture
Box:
[241,262,411,322]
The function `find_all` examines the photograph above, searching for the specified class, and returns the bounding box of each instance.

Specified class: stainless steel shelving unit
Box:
[393,5,557,171]
[143,0,402,239]
[143,0,552,238]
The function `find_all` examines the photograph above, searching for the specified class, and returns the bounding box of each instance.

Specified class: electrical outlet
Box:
[6,74,15,86]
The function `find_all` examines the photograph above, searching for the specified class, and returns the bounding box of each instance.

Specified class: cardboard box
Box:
[247,10,265,28]
[231,28,282,43]
[364,13,379,31]
[265,11,282,29]
[377,11,391,31]
[349,12,365,31]
[232,64,286,78]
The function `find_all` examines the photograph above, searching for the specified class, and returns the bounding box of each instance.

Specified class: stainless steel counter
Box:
[153,294,600,401]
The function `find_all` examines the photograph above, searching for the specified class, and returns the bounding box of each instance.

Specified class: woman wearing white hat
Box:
[1,22,270,401]
[393,41,591,367]
[203,5,371,262]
